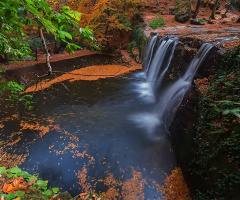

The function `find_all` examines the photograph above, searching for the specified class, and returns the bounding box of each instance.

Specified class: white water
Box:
[132,36,179,103]
[130,39,213,139]
[143,34,158,73]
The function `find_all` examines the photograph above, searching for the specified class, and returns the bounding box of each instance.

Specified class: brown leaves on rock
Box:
[161,167,191,200]
[194,78,210,95]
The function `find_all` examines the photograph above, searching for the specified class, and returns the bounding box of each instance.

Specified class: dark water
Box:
[1,57,176,198]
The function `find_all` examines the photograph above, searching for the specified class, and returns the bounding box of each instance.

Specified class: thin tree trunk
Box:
[222,0,236,18]
[39,28,52,75]
[193,0,201,18]
[210,0,219,19]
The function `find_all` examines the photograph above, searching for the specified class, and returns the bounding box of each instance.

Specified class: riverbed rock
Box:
[175,13,191,23]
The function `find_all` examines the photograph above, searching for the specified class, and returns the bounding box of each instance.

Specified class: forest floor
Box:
[143,0,240,49]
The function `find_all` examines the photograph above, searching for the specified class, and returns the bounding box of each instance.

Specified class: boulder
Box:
[175,12,191,23]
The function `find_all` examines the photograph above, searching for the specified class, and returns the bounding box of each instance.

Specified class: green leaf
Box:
[7,166,21,174]
[222,110,230,115]
[58,31,72,40]
[36,180,48,187]
[25,0,34,6]
[0,167,6,175]
[42,189,52,196]
[5,193,16,200]
[25,5,42,17]
[58,31,65,40]
[52,187,59,194]
[7,174,14,178]
[28,175,37,181]
[15,191,25,197]
[17,171,31,178]
[210,129,225,134]
[62,6,70,11]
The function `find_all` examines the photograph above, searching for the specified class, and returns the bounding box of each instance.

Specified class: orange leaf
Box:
[2,183,10,193]
[6,184,15,193]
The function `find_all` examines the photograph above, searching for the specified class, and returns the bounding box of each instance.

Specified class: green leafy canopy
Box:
[0,0,98,59]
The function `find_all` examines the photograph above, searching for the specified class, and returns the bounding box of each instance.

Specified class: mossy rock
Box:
[190,18,206,25]
[175,12,191,23]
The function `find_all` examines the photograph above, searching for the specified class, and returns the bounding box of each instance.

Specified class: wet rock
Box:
[175,12,191,23]
[190,18,206,25]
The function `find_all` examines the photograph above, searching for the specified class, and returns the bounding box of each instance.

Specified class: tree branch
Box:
[39,28,52,75]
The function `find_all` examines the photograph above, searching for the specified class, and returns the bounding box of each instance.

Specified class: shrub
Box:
[149,17,165,29]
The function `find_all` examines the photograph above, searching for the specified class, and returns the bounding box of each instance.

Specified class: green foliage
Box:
[128,12,146,59]
[0,0,97,61]
[173,0,191,15]
[0,67,33,110]
[149,16,165,29]
[28,37,44,51]
[0,166,59,200]
[191,45,240,199]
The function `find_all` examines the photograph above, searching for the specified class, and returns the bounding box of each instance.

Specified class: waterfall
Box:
[132,36,178,103]
[157,43,213,129]
[129,41,213,140]
[146,37,178,85]
[143,34,158,73]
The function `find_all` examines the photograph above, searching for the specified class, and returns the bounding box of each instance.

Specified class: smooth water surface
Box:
[1,64,176,198]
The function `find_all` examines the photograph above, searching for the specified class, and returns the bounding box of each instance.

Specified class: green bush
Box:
[0,67,33,110]
[149,17,165,29]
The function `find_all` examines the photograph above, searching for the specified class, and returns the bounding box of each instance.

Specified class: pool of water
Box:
[1,59,176,198]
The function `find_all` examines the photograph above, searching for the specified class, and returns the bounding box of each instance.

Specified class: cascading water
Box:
[130,40,213,140]
[157,43,213,129]
[132,36,178,103]
[146,37,179,87]
[143,34,158,73]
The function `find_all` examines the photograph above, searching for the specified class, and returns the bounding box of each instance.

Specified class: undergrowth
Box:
[149,16,165,29]
[191,45,240,199]
[0,166,59,200]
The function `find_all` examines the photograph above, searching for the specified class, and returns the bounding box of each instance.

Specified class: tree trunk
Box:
[39,28,52,75]
[193,0,201,19]
[210,0,219,19]
[222,0,236,18]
